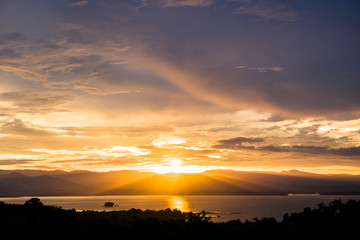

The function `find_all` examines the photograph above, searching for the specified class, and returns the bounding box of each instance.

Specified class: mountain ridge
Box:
[1,169,360,197]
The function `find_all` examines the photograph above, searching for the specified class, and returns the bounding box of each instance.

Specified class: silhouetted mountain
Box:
[0,173,85,197]
[202,170,360,195]
[0,172,28,179]
[55,170,155,194]
[1,169,360,197]
[104,173,249,195]
[0,169,67,177]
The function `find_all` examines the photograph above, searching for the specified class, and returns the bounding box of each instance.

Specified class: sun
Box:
[155,158,203,174]
[156,158,183,174]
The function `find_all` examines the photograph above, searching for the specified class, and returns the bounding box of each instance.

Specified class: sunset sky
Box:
[0,0,359,174]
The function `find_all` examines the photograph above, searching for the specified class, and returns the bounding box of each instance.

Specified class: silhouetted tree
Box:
[186,210,211,223]
[24,198,43,207]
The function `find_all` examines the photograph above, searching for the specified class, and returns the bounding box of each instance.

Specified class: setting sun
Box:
[154,159,204,174]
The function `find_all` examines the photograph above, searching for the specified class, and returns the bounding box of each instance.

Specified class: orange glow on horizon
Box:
[154,158,205,174]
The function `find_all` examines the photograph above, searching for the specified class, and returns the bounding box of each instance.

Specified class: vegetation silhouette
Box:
[0,198,359,239]
[24,197,44,206]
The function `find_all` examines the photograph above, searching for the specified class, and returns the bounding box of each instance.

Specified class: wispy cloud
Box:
[213,136,360,157]
[0,31,131,95]
[213,136,264,149]
[160,0,213,7]
[236,0,297,21]
[69,1,89,7]
[28,146,151,157]
[234,65,285,72]
[0,119,56,137]
[259,145,360,157]
[0,32,26,42]
[72,83,130,95]
[0,159,37,166]
[0,91,75,114]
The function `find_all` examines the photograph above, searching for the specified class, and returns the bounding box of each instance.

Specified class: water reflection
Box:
[167,196,189,212]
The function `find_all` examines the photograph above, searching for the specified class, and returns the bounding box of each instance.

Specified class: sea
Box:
[2,195,360,222]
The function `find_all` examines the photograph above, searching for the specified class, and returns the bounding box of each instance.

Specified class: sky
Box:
[0,0,359,174]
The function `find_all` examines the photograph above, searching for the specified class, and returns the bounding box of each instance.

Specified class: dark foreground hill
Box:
[1,198,360,240]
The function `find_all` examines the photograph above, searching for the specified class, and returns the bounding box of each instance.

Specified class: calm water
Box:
[2,195,360,222]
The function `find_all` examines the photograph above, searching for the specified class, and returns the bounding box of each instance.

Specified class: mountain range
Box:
[1,169,360,197]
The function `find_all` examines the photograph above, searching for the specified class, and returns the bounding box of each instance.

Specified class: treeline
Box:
[1,198,360,239]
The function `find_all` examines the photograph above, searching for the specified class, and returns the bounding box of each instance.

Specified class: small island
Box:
[104,201,115,207]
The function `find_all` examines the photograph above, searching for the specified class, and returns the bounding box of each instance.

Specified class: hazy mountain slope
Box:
[0,172,85,197]
[0,170,67,177]
[55,170,156,194]
[203,170,360,194]
[1,170,360,197]
[103,173,252,195]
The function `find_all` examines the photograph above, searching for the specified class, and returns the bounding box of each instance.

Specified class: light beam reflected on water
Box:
[167,196,189,212]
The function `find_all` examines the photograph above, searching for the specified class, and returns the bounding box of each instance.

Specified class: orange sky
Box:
[0,0,360,175]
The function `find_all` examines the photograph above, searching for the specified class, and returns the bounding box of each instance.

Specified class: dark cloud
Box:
[69,1,89,7]
[259,145,360,157]
[331,147,360,156]
[0,32,26,42]
[213,137,264,149]
[67,54,101,64]
[213,135,360,157]
[261,114,286,122]
[235,0,297,21]
[160,0,213,7]
[0,119,56,136]
[0,48,22,58]
[0,159,36,166]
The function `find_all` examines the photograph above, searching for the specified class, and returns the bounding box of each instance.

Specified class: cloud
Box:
[0,119,55,136]
[0,33,26,42]
[28,146,151,157]
[0,48,22,58]
[233,65,285,72]
[236,0,297,21]
[0,91,75,113]
[259,145,360,157]
[59,125,174,137]
[0,159,37,166]
[1,2,358,119]
[160,0,213,7]
[0,31,130,90]
[212,131,360,157]
[72,83,130,95]
[213,136,264,149]
[0,91,75,117]
[261,114,286,122]
[69,1,89,7]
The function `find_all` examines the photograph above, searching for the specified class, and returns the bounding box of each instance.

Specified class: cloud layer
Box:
[0,0,360,173]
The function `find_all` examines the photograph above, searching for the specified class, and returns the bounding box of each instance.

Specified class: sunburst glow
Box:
[154,159,203,174]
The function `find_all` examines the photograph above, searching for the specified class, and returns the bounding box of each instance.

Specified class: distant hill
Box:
[103,173,251,195]
[202,170,360,195]
[0,172,85,197]
[1,169,360,197]
[54,170,155,194]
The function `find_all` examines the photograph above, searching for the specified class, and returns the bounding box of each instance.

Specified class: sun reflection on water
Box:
[167,196,189,212]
